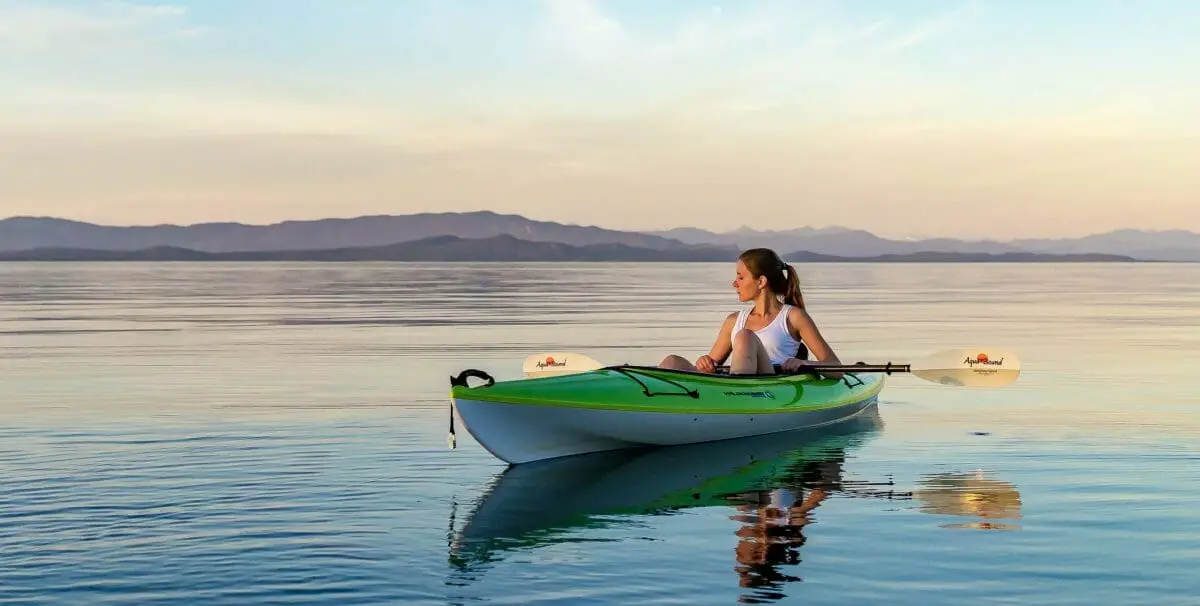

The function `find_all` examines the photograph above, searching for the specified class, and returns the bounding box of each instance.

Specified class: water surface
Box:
[2,262,1196,604]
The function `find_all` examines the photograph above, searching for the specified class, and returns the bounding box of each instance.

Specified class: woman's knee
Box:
[659,354,690,368]
[732,328,759,349]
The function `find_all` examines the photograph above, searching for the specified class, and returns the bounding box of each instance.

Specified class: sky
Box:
[0,0,1197,239]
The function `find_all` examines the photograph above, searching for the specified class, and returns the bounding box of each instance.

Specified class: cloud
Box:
[0,1,198,53]
[885,1,983,52]
[535,0,782,68]
[532,0,975,76]
[538,0,628,65]
[0,0,1069,158]
[522,0,986,128]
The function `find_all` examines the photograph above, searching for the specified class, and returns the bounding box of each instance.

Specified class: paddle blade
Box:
[522,352,604,377]
[910,348,1022,388]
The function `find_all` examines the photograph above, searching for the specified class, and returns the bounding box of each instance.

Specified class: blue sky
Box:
[1,0,1197,238]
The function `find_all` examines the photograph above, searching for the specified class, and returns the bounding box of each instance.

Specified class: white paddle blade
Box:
[911,348,1022,388]
[522,352,604,377]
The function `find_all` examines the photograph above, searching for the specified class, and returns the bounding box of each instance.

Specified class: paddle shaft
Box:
[715,362,911,375]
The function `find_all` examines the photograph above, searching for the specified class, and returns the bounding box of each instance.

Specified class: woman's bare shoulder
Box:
[787,305,817,327]
[718,311,738,328]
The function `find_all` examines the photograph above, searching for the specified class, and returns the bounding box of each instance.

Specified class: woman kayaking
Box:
[659,247,842,375]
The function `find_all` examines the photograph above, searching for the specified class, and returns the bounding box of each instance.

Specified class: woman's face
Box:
[733,260,762,302]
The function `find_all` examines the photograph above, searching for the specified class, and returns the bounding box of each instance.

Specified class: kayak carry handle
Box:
[447,368,496,453]
[450,368,496,389]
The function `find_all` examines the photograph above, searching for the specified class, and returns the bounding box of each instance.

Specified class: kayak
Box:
[448,364,885,465]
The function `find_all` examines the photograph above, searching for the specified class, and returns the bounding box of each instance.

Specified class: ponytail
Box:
[783,262,806,309]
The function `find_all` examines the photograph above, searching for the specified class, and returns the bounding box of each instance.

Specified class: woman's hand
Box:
[780,357,813,373]
[696,354,717,373]
[782,357,842,378]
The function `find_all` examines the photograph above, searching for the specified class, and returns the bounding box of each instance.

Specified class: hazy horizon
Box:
[2,1,1198,240]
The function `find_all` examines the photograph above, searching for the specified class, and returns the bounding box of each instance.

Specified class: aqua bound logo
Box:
[536,356,568,369]
[963,353,1003,367]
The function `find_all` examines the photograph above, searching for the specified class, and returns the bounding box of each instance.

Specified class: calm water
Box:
[1,262,1197,605]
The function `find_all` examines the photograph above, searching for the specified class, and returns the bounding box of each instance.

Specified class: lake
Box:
[1,261,1196,604]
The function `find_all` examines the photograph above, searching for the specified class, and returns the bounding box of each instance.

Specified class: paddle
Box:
[522,348,1021,388]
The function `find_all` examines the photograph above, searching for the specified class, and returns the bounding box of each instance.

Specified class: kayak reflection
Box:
[448,404,909,601]
[913,470,1023,530]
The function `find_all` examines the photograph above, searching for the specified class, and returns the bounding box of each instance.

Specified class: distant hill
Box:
[785,250,1137,263]
[0,235,1139,263]
[0,212,706,253]
[0,212,1193,260]
[1009,229,1200,262]
[645,226,1024,256]
[642,225,1199,260]
[0,235,736,262]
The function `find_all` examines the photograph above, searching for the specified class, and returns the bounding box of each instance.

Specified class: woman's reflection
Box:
[725,454,846,603]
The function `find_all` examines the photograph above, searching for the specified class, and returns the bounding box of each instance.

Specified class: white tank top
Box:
[732,304,805,365]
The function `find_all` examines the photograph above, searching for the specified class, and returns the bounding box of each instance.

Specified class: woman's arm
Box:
[697,312,737,372]
[789,306,840,363]
[784,306,843,377]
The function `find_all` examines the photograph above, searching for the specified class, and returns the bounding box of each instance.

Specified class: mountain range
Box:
[0,235,1135,263]
[646,226,1200,261]
[0,212,1194,261]
[0,212,691,253]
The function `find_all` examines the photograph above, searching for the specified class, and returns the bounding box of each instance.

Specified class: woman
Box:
[659,248,841,375]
